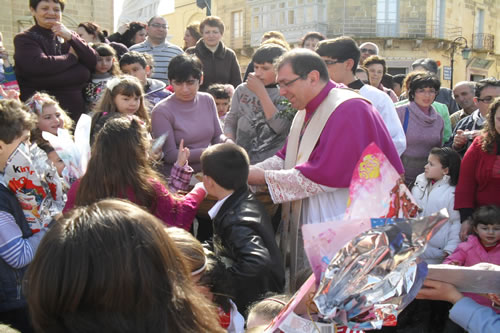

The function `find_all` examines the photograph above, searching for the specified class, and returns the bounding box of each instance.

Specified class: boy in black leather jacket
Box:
[201,143,285,314]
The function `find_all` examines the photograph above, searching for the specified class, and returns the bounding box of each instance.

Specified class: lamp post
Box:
[449,36,471,88]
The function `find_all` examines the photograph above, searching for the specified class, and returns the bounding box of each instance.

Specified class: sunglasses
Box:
[150,23,168,29]
[360,48,377,55]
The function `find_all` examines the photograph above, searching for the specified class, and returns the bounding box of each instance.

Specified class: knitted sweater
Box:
[151,92,223,174]
[396,101,443,185]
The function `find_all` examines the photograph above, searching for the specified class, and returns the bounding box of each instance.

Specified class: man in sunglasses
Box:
[248,49,404,288]
[359,42,379,65]
[447,78,500,156]
[130,16,183,85]
[316,37,406,156]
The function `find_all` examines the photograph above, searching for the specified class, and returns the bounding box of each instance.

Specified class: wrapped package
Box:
[345,143,419,220]
[313,210,449,330]
[4,143,65,232]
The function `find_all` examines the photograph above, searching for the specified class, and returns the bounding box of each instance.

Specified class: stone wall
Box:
[0,0,114,57]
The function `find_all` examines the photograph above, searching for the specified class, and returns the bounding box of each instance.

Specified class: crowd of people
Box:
[0,0,499,332]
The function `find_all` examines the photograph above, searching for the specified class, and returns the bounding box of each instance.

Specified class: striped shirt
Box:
[130,39,183,84]
[0,211,46,269]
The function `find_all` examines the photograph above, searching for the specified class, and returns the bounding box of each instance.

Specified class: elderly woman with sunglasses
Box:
[396,73,444,187]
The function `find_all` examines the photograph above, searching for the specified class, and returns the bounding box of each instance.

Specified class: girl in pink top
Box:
[64,115,206,230]
[444,205,500,312]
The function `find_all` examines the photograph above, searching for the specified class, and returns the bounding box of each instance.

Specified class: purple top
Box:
[151,92,223,174]
[14,24,98,121]
[277,80,404,188]
[396,101,443,184]
[63,179,205,231]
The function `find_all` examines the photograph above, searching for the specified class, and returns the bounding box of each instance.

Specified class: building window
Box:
[376,0,399,37]
[232,11,243,38]
[474,8,484,48]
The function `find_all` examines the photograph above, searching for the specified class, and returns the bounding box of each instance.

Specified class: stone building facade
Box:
[0,0,114,56]
[166,0,499,85]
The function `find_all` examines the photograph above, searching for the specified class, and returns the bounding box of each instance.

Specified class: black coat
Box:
[212,186,285,313]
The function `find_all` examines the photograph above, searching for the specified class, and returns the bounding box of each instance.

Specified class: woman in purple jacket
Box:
[14,0,98,121]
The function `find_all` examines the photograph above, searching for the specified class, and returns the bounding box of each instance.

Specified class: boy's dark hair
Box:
[201,143,249,190]
[252,44,286,65]
[429,147,461,186]
[381,73,394,90]
[207,84,230,100]
[408,73,441,101]
[119,51,147,69]
[300,31,325,48]
[0,99,35,144]
[471,205,500,228]
[393,74,406,86]
[475,77,500,98]
[411,58,439,74]
[168,54,203,82]
[316,37,360,74]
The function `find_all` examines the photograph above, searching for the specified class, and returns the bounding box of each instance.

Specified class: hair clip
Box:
[106,77,122,91]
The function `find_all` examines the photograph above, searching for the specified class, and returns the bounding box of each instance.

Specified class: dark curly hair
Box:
[481,96,500,153]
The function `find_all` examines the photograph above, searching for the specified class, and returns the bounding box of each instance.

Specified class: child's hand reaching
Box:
[176,139,190,167]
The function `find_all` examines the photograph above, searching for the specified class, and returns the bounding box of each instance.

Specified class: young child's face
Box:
[214,98,230,118]
[254,62,277,86]
[474,223,500,247]
[96,55,114,74]
[38,104,64,136]
[121,63,149,86]
[47,151,65,176]
[424,154,447,182]
[114,93,141,115]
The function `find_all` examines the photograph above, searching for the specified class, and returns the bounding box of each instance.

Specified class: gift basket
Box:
[264,143,448,332]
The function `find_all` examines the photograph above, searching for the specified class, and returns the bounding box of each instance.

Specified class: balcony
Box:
[330,18,462,41]
[472,33,494,52]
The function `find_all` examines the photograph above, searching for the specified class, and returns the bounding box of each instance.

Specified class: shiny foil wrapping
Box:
[313,210,449,330]
[4,143,65,232]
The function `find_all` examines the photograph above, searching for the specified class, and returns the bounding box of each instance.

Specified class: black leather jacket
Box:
[211,186,285,313]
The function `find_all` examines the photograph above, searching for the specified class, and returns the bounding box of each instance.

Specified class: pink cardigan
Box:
[63,180,205,231]
[444,235,500,312]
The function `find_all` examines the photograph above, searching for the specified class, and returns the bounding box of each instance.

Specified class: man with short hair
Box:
[129,16,183,85]
[359,42,379,64]
[447,78,500,156]
[248,49,403,289]
[316,37,406,156]
[451,81,477,129]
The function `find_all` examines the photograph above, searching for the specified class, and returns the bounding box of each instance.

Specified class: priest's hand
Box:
[248,166,266,185]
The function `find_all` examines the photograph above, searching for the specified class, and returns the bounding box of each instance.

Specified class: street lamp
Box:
[449,36,471,88]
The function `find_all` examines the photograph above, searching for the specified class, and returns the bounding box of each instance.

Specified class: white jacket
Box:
[359,84,407,156]
[411,173,461,264]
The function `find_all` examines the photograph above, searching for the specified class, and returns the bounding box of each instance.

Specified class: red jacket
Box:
[454,135,500,210]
